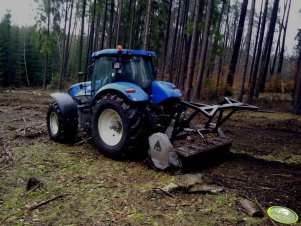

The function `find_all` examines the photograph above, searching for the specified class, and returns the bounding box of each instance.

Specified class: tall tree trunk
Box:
[249,0,263,84]
[168,0,181,81]
[237,0,256,101]
[94,0,101,51]
[23,28,29,87]
[43,0,51,90]
[293,52,301,114]
[115,0,123,46]
[256,0,280,94]
[100,0,108,50]
[247,0,268,103]
[225,0,248,96]
[60,3,69,89]
[277,0,291,74]
[183,0,201,100]
[270,0,288,75]
[191,0,214,102]
[160,0,173,80]
[63,0,74,80]
[128,0,136,48]
[206,0,226,79]
[85,0,97,71]
[107,0,114,48]
[142,0,152,50]
[77,0,86,82]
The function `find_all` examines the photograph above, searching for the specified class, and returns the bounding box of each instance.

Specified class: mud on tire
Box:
[91,93,145,158]
[47,102,78,143]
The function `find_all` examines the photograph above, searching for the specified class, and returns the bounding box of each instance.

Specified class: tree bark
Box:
[43,0,51,90]
[225,0,248,96]
[85,0,97,72]
[100,0,108,50]
[249,0,263,84]
[107,0,114,48]
[293,51,301,114]
[160,0,173,80]
[191,0,214,102]
[237,0,256,101]
[183,0,201,100]
[63,0,74,80]
[142,0,152,50]
[77,0,86,82]
[256,0,280,94]
[270,0,288,76]
[115,0,123,46]
[277,0,291,74]
[247,0,268,103]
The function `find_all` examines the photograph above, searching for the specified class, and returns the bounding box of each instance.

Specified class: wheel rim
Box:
[98,109,123,146]
[49,112,59,135]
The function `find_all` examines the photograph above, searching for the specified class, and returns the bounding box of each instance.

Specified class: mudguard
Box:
[50,93,78,117]
[92,82,149,105]
[151,81,182,104]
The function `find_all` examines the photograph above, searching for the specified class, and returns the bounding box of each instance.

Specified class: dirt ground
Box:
[0,90,301,225]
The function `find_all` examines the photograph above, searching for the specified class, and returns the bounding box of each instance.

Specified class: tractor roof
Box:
[92,49,156,58]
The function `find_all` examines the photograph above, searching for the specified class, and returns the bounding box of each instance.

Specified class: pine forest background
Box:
[0,0,301,113]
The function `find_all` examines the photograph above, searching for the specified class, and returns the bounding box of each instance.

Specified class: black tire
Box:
[47,102,78,143]
[91,93,145,158]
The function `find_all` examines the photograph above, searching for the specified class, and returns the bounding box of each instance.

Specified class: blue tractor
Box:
[47,47,257,159]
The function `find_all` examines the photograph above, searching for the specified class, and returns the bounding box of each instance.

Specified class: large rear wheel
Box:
[47,102,78,143]
[91,93,145,158]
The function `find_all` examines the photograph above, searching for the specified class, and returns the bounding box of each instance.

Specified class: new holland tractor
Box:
[47,46,257,161]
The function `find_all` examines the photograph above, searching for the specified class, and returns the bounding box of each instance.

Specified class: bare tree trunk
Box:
[191,0,214,102]
[60,2,69,89]
[225,0,248,96]
[142,0,152,50]
[160,0,173,80]
[115,0,123,46]
[183,0,201,100]
[270,0,288,76]
[247,0,268,103]
[206,0,226,79]
[100,0,108,50]
[293,50,301,114]
[237,0,256,101]
[43,0,51,90]
[107,0,114,48]
[23,28,29,87]
[63,0,74,80]
[249,0,263,84]
[168,0,181,81]
[85,0,97,71]
[256,0,280,94]
[277,0,291,74]
[128,0,136,49]
[77,0,86,82]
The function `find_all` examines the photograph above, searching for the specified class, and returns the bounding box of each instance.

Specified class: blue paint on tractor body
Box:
[95,82,149,102]
[150,81,182,104]
[67,49,182,104]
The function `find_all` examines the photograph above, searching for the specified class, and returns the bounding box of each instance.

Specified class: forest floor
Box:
[0,89,301,225]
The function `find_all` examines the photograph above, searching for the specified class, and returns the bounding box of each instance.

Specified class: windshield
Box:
[92,55,154,92]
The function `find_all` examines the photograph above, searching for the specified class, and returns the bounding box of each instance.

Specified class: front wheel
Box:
[91,93,145,158]
[47,102,78,143]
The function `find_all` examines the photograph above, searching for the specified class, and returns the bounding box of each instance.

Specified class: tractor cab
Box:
[69,46,157,99]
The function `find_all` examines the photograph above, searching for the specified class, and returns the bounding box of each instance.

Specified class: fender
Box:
[92,82,149,105]
[151,81,182,104]
[50,93,78,117]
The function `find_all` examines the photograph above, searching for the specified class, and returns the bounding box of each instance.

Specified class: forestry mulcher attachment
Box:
[47,46,257,168]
